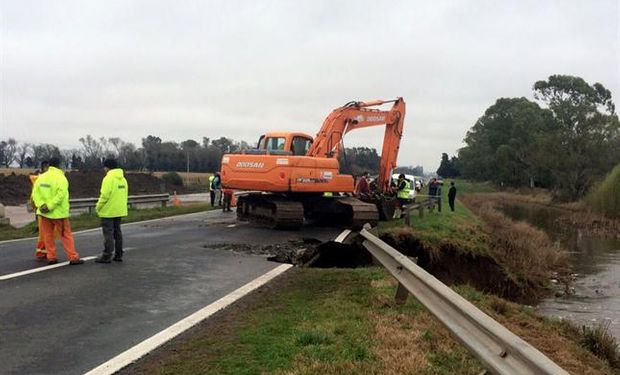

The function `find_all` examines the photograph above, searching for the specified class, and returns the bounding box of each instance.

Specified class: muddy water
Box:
[501,204,620,339]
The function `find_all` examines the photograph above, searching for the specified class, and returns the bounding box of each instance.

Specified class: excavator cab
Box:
[256,133,313,156]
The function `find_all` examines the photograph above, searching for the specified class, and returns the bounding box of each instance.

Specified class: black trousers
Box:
[210,190,215,206]
[449,197,455,212]
[101,217,123,259]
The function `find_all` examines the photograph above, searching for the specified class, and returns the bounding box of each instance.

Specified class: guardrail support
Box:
[394,282,409,304]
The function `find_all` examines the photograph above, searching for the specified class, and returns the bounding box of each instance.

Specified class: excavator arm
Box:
[306,97,406,193]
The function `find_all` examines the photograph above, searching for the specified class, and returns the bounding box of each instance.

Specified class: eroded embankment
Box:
[379,198,570,304]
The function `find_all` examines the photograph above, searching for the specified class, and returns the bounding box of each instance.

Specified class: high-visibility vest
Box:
[323,192,334,197]
[209,175,215,190]
[397,180,410,199]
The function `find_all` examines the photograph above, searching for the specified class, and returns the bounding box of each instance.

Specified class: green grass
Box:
[0,204,212,241]
[378,193,489,257]
[585,164,620,218]
[154,268,386,375]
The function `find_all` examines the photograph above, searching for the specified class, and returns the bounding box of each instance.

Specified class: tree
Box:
[436,153,460,178]
[31,144,60,167]
[458,97,557,187]
[533,75,620,199]
[78,135,105,170]
[0,138,17,167]
[16,142,31,168]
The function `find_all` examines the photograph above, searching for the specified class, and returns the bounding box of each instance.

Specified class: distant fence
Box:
[69,194,170,213]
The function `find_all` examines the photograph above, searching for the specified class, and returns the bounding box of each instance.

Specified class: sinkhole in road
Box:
[202,238,372,268]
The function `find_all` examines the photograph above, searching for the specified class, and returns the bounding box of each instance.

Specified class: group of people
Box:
[427,178,457,212]
[208,172,233,212]
[29,157,129,264]
[353,172,458,217]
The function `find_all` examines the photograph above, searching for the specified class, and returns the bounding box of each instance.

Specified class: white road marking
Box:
[0,256,97,281]
[0,210,221,245]
[227,224,236,227]
[0,247,137,281]
[84,264,293,375]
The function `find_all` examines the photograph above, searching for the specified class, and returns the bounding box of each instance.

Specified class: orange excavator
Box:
[220,98,406,229]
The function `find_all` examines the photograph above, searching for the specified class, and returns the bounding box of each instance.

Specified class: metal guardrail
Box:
[358,225,569,375]
[69,194,170,213]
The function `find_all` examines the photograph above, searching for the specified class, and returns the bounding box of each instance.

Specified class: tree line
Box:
[0,136,383,176]
[447,75,619,200]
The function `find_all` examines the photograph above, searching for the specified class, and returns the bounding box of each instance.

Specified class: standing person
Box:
[32,157,84,265]
[355,171,370,197]
[222,188,233,212]
[29,161,56,260]
[393,174,411,219]
[428,178,438,209]
[95,159,128,263]
[29,162,47,259]
[212,172,222,206]
[208,174,216,206]
[448,181,457,212]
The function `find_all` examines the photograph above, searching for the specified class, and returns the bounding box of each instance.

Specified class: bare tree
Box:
[0,138,18,167]
[16,142,31,168]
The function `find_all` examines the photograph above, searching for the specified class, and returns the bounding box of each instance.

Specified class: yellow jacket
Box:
[96,168,129,218]
[32,166,70,219]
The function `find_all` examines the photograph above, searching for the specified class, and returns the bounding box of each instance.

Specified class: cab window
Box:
[264,137,286,151]
[291,137,312,156]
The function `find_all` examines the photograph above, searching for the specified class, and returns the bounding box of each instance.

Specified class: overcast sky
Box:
[1,0,618,171]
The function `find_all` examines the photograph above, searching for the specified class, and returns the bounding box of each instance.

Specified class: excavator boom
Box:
[307,98,406,192]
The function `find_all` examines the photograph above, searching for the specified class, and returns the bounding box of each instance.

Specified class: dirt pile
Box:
[0,171,189,206]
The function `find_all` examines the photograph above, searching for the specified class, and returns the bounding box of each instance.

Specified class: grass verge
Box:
[0,203,212,241]
[121,268,616,375]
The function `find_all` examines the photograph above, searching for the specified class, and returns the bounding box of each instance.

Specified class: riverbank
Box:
[471,191,620,238]
[120,267,615,375]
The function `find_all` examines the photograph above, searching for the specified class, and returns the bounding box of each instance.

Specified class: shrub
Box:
[585,164,620,218]
[161,171,183,187]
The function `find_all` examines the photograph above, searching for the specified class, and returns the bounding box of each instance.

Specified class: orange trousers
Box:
[35,216,60,259]
[40,217,80,262]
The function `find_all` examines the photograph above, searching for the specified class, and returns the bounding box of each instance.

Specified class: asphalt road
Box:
[0,210,339,375]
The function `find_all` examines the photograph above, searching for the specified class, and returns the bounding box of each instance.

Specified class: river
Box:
[501,203,620,339]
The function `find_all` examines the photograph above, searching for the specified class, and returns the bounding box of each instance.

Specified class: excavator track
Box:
[334,197,379,228]
[237,194,304,230]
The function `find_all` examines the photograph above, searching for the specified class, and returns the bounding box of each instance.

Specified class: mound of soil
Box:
[0,170,190,206]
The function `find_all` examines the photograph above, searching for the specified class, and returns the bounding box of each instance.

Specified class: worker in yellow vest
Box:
[394,174,411,219]
[94,158,129,263]
[32,157,84,265]
[209,174,216,206]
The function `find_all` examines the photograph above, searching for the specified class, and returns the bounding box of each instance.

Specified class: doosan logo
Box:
[236,161,265,169]
[366,115,385,122]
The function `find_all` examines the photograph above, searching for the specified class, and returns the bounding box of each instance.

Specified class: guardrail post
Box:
[395,282,409,304]
[419,205,425,218]
[404,206,411,226]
